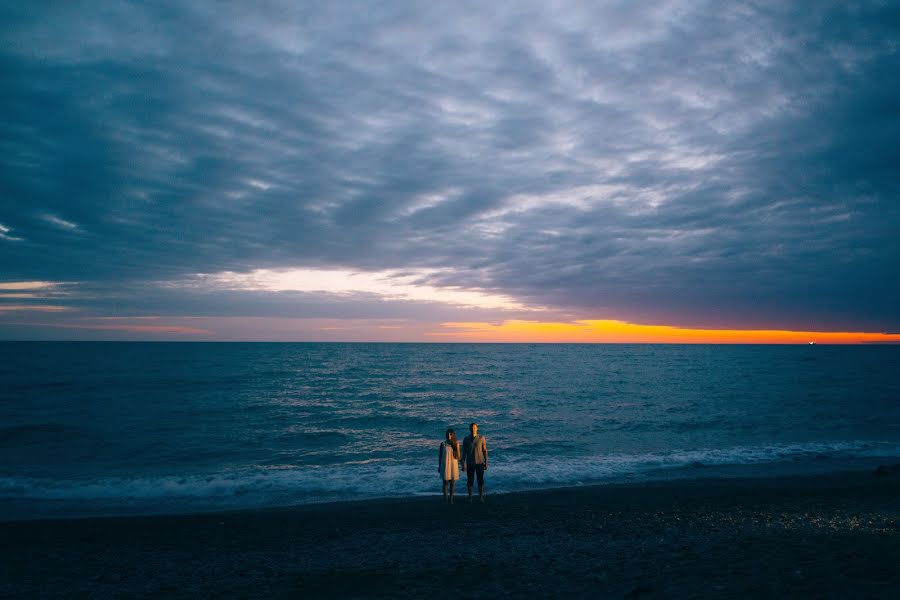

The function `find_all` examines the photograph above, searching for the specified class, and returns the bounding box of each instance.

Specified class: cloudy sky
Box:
[2,1,899,342]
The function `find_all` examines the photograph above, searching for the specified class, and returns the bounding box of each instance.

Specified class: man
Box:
[461,422,488,502]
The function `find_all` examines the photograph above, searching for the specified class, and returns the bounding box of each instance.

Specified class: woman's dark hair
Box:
[445,428,459,459]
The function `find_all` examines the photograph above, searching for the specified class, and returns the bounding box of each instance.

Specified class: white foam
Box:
[3,439,899,518]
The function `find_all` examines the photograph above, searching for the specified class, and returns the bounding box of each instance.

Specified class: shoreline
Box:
[3,467,899,598]
[4,454,898,523]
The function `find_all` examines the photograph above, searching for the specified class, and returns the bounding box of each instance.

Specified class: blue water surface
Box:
[2,342,899,519]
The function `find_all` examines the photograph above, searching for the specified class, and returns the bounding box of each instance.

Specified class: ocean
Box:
[2,342,899,520]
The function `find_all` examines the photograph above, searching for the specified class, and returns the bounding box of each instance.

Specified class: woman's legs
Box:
[448,479,456,503]
[442,480,448,501]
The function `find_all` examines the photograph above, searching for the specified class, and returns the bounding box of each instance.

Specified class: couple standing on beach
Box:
[439,423,488,504]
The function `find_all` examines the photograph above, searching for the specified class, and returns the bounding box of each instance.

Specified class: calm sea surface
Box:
[2,342,899,519]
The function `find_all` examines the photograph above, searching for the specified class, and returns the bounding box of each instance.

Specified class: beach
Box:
[2,468,898,599]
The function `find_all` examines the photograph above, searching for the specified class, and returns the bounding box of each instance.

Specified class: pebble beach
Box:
[3,468,899,598]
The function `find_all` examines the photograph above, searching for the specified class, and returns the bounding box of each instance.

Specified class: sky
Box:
[2,1,900,342]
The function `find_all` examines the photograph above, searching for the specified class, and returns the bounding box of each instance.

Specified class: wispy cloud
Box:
[0,304,71,312]
[21,320,211,335]
[190,268,535,311]
[2,1,899,338]
[0,281,59,290]
[41,214,80,231]
[0,223,23,242]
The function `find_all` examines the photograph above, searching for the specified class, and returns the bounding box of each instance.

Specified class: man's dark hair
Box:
[469,422,477,428]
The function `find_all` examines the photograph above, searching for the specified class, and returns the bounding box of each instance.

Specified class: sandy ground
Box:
[2,469,899,599]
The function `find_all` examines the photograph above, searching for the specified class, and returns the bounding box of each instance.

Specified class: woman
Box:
[438,428,461,503]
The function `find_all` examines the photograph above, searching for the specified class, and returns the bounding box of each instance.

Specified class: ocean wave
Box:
[3,439,899,520]
[492,440,900,485]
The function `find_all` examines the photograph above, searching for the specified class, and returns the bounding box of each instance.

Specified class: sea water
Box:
[2,342,899,519]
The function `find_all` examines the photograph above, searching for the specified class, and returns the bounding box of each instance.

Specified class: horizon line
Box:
[2,339,900,345]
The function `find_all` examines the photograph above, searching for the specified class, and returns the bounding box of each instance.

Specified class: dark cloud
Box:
[1,1,899,334]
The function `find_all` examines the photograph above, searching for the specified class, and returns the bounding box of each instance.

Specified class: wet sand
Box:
[2,469,899,598]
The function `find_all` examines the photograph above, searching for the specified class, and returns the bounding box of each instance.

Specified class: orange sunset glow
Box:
[429,320,900,344]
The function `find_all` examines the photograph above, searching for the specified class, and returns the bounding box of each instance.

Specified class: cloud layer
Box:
[2,1,899,337]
